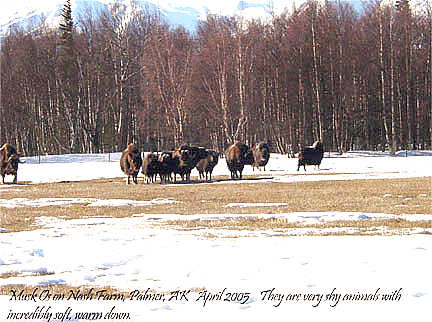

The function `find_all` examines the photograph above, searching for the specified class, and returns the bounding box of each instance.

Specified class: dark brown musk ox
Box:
[225,141,254,180]
[158,151,179,183]
[297,140,324,171]
[252,142,270,171]
[196,149,219,181]
[0,143,22,184]
[173,145,208,182]
[141,153,160,184]
[120,143,142,184]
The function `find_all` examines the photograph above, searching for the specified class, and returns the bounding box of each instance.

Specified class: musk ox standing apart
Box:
[141,153,160,184]
[252,142,270,171]
[0,143,21,184]
[297,140,324,171]
[196,150,219,181]
[120,143,142,184]
[225,142,254,180]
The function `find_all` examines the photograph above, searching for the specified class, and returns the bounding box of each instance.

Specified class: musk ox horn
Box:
[8,154,20,161]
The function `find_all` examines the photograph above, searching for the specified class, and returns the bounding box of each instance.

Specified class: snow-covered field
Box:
[4,149,432,184]
[1,151,431,321]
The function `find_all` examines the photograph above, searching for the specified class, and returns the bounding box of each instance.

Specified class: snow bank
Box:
[0,215,431,320]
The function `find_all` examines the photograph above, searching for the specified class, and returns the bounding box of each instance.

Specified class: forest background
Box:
[1,0,432,156]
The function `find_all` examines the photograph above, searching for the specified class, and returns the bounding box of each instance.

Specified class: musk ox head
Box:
[311,140,323,151]
[1,144,21,170]
[177,145,208,168]
[253,142,270,167]
[6,154,20,170]
[240,145,254,165]
[159,151,172,163]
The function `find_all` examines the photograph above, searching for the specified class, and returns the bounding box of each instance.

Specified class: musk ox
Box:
[196,149,219,181]
[141,153,160,184]
[120,143,142,184]
[297,140,324,171]
[252,142,270,171]
[158,151,179,183]
[225,142,254,180]
[0,143,21,184]
[173,145,208,182]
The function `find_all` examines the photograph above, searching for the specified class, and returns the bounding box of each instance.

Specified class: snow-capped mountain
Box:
[0,0,284,36]
[2,0,424,37]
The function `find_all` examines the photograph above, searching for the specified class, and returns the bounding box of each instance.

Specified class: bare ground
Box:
[0,175,431,233]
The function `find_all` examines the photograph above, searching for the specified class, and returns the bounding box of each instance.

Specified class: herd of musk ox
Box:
[117,140,323,185]
[0,141,324,185]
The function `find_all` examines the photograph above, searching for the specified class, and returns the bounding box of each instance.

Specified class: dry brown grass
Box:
[0,176,431,293]
[0,175,431,233]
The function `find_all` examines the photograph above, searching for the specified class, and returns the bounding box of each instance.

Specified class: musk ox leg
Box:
[187,170,192,182]
[1,174,4,184]
[13,174,17,184]
[233,170,239,180]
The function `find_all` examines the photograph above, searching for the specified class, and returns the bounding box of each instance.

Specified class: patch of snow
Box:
[0,198,182,208]
[400,214,432,222]
[0,198,97,208]
[223,203,288,208]
[139,212,432,225]
[87,198,182,207]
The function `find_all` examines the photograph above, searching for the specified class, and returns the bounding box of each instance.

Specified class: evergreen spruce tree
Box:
[58,0,80,153]
[59,0,74,68]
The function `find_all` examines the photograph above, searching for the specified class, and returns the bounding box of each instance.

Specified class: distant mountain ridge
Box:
[0,0,278,36]
[2,0,414,37]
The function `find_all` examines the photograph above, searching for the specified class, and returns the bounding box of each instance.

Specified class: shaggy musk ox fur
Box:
[297,140,324,171]
[252,142,270,171]
[158,151,179,183]
[120,143,142,184]
[0,143,21,184]
[141,153,160,184]
[225,142,254,180]
[196,150,219,181]
[173,145,208,181]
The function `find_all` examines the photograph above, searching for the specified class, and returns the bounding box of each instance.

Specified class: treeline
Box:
[1,0,432,156]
